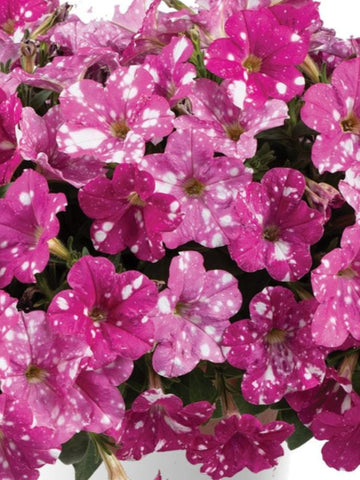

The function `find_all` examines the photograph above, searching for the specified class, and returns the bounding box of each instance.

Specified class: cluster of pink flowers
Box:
[0,0,359,479]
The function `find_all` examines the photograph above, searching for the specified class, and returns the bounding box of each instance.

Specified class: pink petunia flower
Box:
[339,164,360,224]
[47,255,158,369]
[301,57,360,173]
[311,224,360,347]
[145,129,252,249]
[117,388,214,461]
[174,78,288,160]
[57,65,174,164]
[0,168,67,287]
[78,163,182,261]
[0,0,53,36]
[205,8,307,104]
[228,167,324,282]
[150,250,242,377]
[222,286,326,404]
[186,413,293,479]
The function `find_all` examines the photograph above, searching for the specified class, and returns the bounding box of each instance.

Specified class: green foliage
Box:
[60,432,103,480]
[278,408,313,450]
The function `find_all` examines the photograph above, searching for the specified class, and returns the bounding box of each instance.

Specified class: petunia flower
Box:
[150,250,242,377]
[228,167,324,282]
[78,164,182,261]
[222,286,326,404]
[205,8,307,104]
[0,168,67,287]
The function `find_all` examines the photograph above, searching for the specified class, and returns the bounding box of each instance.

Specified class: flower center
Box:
[340,111,360,134]
[174,302,188,316]
[110,120,130,139]
[262,224,281,242]
[225,123,245,142]
[242,54,262,73]
[265,328,286,345]
[184,178,205,197]
[89,306,107,323]
[126,191,146,207]
[2,19,15,35]
[337,266,358,278]
[25,364,47,384]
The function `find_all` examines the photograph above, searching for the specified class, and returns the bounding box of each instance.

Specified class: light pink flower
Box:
[151,250,242,377]
[223,286,325,404]
[145,129,252,249]
[78,164,182,261]
[311,224,360,347]
[301,57,360,173]
[186,414,293,479]
[0,169,67,287]
[47,255,158,369]
[117,389,214,460]
[205,8,306,103]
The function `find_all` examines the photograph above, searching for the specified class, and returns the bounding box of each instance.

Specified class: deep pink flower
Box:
[145,129,252,249]
[228,168,324,282]
[186,414,293,479]
[205,8,307,103]
[0,309,92,440]
[19,106,105,188]
[301,57,360,173]
[78,164,182,261]
[47,255,158,369]
[150,250,242,377]
[0,0,51,36]
[174,78,288,160]
[311,224,360,347]
[57,66,174,163]
[339,164,360,224]
[223,286,325,404]
[0,394,59,480]
[0,169,67,287]
[117,389,214,460]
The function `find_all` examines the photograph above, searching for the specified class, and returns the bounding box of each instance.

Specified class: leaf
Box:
[73,434,103,480]
[188,367,217,403]
[59,431,90,465]
[29,88,53,112]
[279,409,313,450]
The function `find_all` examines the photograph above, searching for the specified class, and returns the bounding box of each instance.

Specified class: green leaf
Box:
[188,367,217,403]
[30,88,53,111]
[73,434,103,480]
[279,409,313,450]
[59,431,90,465]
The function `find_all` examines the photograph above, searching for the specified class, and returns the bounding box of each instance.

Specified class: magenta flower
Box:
[117,389,214,460]
[0,394,59,480]
[47,255,158,369]
[205,8,307,103]
[301,57,360,173]
[223,286,325,404]
[19,106,105,188]
[174,78,288,160]
[0,169,67,287]
[78,164,182,261]
[150,250,242,377]
[0,309,92,440]
[186,414,293,479]
[339,164,360,224]
[228,168,324,282]
[145,129,252,249]
[57,66,174,163]
[0,0,51,35]
[311,224,360,347]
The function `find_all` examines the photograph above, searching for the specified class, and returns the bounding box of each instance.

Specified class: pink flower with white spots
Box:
[311,224,360,347]
[0,0,52,36]
[117,389,214,460]
[150,250,242,377]
[57,65,174,164]
[174,78,288,159]
[78,164,182,261]
[18,106,105,188]
[0,394,60,480]
[205,8,307,103]
[301,57,360,173]
[228,168,324,282]
[0,309,92,441]
[339,164,360,224]
[186,413,293,479]
[223,286,325,404]
[0,169,67,287]
[145,129,252,249]
[47,255,158,369]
